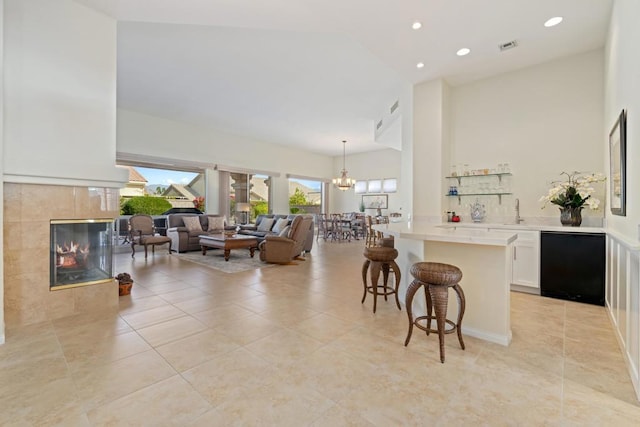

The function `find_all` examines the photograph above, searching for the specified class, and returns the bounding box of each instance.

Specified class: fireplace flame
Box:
[56,241,90,268]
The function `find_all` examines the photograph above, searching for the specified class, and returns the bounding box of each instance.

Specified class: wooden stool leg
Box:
[390,261,401,310]
[428,284,450,363]
[424,284,433,335]
[369,262,382,313]
[361,260,370,304]
[404,279,422,346]
[382,263,390,301]
[454,284,466,350]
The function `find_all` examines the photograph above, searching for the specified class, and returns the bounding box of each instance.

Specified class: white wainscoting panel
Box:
[606,232,640,401]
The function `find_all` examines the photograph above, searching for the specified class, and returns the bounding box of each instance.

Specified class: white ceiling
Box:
[76,0,613,157]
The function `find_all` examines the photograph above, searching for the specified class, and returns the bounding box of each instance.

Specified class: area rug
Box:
[173,251,274,274]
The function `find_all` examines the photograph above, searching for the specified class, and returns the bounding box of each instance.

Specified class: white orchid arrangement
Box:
[539,171,606,210]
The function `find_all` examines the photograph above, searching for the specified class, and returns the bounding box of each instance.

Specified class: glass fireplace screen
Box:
[50,219,114,290]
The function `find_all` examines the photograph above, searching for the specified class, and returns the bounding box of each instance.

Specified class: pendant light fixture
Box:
[333,140,356,190]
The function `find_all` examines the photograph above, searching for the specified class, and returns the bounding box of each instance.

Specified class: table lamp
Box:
[236,203,251,224]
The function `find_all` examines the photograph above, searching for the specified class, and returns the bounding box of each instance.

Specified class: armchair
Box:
[129,214,172,258]
[259,216,313,264]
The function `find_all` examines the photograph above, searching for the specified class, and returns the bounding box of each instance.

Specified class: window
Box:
[354,181,367,194]
[229,173,271,224]
[382,178,397,193]
[368,179,382,193]
[288,178,322,215]
[116,165,205,214]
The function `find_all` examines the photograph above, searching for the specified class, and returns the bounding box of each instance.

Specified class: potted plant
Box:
[539,171,605,226]
[116,272,134,296]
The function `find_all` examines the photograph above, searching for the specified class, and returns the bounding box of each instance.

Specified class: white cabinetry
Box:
[491,228,540,293]
[443,225,540,293]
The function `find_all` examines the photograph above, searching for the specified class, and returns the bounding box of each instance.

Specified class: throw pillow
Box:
[207,216,226,232]
[182,216,202,233]
[278,225,291,238]
[271,218,289,234]
[257,218,275,232]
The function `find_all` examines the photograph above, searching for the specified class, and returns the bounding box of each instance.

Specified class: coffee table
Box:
[199,234,259,261]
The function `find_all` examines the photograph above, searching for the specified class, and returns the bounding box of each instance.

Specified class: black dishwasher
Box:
[540,231,605,306]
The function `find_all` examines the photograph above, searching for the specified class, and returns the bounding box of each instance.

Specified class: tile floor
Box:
[2,239,640,425]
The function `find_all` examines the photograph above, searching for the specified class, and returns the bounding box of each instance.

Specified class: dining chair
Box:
[375,215,390,241]
[365,215,377,246]
[329,214,341,241]
[316,213,330,241]
[352,213,365,240]
[340,213,355,241]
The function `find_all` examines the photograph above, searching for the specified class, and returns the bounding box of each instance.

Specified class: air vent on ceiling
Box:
[390,100,399,114]
[499,40,518,51]
[376,119,383,130]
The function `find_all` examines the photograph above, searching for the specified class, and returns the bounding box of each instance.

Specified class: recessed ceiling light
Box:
[544,16,563,27]
[416,62,425,69]
[412,21,422,30]
[456,48,471,56]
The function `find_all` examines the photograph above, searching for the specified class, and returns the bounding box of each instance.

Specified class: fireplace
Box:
[50,219,114,290]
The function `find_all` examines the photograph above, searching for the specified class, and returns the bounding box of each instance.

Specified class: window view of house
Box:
[288,178,322,215]
[117,165,205,215]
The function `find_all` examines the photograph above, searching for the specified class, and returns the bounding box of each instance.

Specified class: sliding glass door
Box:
[229,173,271,224]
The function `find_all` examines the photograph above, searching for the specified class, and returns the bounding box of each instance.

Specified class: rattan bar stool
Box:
[404,262,466,363]
[361,239,401,313]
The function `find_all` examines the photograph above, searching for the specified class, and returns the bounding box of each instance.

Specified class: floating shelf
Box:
[446,173,512,184]
[445,193,513,204]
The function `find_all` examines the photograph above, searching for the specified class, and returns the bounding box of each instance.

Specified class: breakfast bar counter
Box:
[373,221,517,346]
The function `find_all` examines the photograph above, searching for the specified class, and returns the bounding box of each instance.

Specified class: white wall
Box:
[2,0,125,343]
[330,148,402,214]
[449,50,605,223]
[117,109,333,213]
[0,0,5,344]
[605,0,640,240]
[603,0,640,401]
[3,0,127,187]
[412,79,449,222]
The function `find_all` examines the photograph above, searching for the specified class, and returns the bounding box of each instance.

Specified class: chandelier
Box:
[333,140,356,191]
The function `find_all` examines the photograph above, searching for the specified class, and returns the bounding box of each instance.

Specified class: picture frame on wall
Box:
[609,109,627,216]
[362,194,388,209]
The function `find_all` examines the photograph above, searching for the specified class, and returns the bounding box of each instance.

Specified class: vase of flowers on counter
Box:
[539,171,605,227]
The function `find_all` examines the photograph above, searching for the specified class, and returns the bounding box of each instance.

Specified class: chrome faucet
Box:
[515,198,524,224]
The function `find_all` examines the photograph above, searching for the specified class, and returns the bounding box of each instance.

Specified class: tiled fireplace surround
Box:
[3,183,120,327]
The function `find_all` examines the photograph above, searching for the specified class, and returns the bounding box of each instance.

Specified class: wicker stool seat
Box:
[404,262,466,363]
[361,245,401,313]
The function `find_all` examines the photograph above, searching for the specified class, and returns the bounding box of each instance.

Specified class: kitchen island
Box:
[372,221,517,346]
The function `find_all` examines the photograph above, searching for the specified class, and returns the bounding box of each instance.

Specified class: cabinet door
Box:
[513,236,540,288]
[490,229,540,288]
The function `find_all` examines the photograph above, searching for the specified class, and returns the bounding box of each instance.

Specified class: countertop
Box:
[372,222,517,246]
[436,222,605,234]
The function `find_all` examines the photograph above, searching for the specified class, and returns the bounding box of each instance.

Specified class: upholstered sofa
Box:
[239,214,314,253]
[166,213,315,254]
[166,214,234,253]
